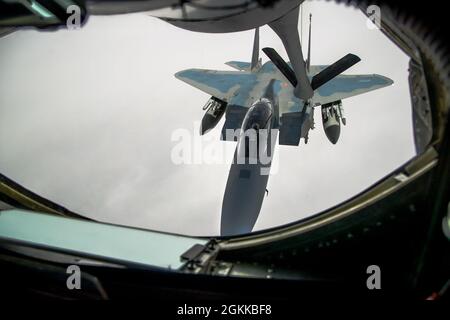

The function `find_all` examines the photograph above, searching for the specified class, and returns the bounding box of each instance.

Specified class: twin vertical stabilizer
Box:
[251,27,261,72]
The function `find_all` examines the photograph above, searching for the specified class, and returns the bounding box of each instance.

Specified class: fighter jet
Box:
[148,1,313,100]
[175,13,393,236]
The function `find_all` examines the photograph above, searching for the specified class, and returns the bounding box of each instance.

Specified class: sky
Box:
[0,1,415,236]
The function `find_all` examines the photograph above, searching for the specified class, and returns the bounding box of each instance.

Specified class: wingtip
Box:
[174,69,195,79]
[369,74,394,87]
[387,77,394,85]
[378,74,394,86]
[174,70,185,79]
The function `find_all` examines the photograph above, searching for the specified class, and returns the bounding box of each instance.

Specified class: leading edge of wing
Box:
[313,74,394,105]
[175,69,257,102]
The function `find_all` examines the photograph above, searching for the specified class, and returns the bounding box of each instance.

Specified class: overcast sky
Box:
[0,2,415,236]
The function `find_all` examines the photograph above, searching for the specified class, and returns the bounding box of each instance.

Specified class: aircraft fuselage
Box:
[221,80,279,236]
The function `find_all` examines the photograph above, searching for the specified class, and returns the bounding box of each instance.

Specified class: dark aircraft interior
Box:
[0,0,448,305]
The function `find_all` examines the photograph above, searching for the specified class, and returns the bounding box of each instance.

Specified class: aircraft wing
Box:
[313,74,393,105]
[175,69,257,102]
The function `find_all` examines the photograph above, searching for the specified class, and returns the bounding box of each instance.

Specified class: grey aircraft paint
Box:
[175,12,393,235]
[221,80,279,235]
[151,0,305,33]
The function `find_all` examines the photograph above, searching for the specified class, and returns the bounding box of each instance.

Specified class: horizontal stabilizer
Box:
[225,61,252,71]
[311,54,361,90]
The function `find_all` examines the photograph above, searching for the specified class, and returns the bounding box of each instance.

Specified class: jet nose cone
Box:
[325,125,341,144]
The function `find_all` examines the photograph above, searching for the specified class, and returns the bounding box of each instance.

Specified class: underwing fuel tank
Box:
[200,97,227,135]
[321,101,344,144]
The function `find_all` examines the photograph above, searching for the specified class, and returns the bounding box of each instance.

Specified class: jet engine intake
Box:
[200,97,227,135]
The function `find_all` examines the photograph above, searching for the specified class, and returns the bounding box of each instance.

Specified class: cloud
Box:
[0,2,415,236]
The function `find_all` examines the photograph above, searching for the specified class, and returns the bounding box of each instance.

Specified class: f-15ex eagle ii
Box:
[175,6,393,236]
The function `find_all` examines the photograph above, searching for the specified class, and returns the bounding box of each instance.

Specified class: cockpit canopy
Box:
[237,99,274,161]
[241,98,273,132]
